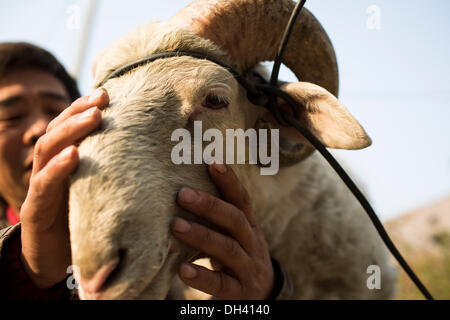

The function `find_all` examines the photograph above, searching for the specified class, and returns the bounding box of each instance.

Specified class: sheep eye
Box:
[202,94,229,109]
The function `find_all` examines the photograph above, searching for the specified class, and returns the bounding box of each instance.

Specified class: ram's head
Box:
[69,0,371,299]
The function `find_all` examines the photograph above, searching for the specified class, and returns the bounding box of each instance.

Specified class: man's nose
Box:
[22,116,51,146]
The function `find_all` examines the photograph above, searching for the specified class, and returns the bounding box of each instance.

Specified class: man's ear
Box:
[269,82,372,150]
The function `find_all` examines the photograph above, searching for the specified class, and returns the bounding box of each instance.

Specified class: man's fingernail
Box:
[173,218,191,233]
[179,187,198,204]
[213,163,227,174]
[89,88,104,102]
[57,146,74,163]
[180,263,197,279]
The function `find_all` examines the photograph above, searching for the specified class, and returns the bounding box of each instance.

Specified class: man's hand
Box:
[19,88,109,289]
[172,163,275,300]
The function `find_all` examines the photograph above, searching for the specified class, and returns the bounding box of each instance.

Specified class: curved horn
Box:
[170,0,339,96]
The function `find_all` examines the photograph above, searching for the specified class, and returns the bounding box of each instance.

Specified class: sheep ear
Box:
[269,82,372,150]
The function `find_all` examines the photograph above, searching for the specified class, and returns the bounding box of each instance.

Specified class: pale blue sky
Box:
[1,0,449,220]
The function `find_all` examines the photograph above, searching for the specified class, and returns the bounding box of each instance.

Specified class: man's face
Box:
[0,67,71,211]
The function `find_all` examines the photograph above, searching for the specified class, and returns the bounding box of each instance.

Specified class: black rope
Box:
[100,51,254,90]
[287,114,435,300]
[267,0,434,300]
[264,85,435,300]
[270,0,307,86]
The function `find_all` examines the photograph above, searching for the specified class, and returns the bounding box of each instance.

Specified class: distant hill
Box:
[385,196,450,300]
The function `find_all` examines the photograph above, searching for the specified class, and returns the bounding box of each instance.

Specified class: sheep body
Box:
[69,20,396,300]
[243,152,397,299]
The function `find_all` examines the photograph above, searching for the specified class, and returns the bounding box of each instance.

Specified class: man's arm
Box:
[19,89,109,290]
[0,225,71,299]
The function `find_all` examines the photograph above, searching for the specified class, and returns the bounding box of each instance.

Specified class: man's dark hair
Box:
[0,42,80,101]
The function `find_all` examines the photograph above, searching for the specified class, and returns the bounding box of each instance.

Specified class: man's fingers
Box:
[178,263,243,299]
[208,163,256,227]
[22,146,78,230]
[33,107,101,175]
[177,187,257,253]
[46,88,109,133]
[172,217,249,277]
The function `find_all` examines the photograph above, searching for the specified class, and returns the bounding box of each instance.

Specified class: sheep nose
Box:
[76,257,120,300]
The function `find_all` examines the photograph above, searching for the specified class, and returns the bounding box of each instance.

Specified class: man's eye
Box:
[202,94,230,109]
[47,109,61,118]
[0,114,23,122]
